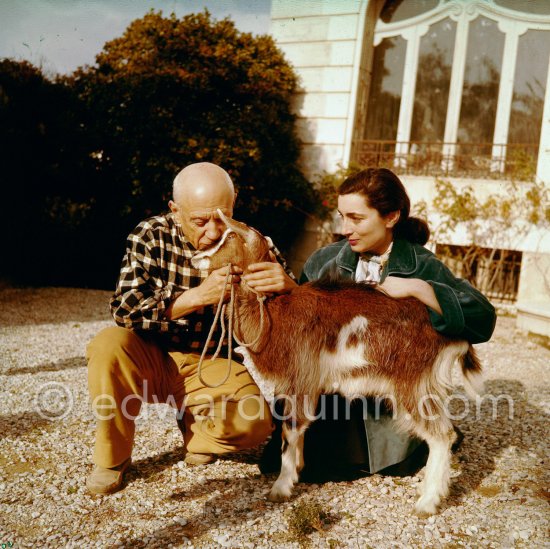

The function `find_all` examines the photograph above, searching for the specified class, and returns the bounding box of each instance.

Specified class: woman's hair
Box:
[338,167,430,245]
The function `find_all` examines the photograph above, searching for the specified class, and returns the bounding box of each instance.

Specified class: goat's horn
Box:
[217,209,255,243]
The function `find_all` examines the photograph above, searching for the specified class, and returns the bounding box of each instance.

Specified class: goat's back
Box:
[265,279,456,381]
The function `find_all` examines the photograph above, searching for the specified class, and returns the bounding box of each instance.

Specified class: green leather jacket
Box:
[300,238,496,473]
[301,237,496,344]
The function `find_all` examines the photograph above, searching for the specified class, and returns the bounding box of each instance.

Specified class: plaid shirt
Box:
[110,212,294,352]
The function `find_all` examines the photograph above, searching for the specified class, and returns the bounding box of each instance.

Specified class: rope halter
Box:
[197,263,266,388]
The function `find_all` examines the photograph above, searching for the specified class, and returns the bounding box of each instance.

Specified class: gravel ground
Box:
[0,287,549,548]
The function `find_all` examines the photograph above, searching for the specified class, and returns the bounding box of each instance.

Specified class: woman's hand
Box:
[377,276,442,315]
[377,276,416,299]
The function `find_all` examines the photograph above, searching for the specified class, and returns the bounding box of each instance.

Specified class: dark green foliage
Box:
[70,9,315,260]
[1,10,316,287]
[0,58,117,287]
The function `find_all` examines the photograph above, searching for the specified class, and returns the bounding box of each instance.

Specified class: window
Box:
[458,16,504,144]
[356,0,550,178]
[508,29,550,145]
[411,17,456,142]
[436,244,522,303]
[364,36,406,140]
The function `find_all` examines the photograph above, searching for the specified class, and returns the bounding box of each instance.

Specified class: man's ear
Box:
[386,211,400,228]
[168,200,178,214]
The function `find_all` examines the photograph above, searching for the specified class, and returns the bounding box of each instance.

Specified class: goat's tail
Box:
[460,345,484,399]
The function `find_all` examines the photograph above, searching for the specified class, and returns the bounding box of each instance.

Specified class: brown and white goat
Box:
[192,213,484,516]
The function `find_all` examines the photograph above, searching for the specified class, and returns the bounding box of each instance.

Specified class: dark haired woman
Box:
[260,168,496,479]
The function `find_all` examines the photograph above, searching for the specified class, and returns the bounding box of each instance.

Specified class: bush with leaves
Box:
[428,178,550,300]
[314,163,363,217]
[286,498,329,542]
[0,58,105,286]
[430,177,550,247]
[68,10,316,262]
[1,11,317,287]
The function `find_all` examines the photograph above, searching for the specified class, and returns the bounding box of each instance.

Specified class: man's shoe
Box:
[184,452,216,466]
[86,457,132,495]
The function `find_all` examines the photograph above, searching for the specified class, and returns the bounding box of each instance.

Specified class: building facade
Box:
[270,0,550,335]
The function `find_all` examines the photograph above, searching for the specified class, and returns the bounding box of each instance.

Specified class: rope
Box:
[232,282,266,348]
[197,264,266,389]
[197,266,233,388]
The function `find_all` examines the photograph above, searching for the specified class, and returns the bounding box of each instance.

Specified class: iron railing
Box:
[436,244,522,303]
[354,140,538,180]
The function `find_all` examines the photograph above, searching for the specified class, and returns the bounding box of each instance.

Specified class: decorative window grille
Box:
[356,0,550,178]
[436,243,522,302]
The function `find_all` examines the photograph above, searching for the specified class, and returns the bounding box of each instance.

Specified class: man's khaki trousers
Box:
[87,326,273,468]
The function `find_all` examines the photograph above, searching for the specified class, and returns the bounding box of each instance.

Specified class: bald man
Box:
[86,162,297,494]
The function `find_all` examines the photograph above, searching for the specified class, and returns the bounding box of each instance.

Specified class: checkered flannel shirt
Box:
[110,212,295,352]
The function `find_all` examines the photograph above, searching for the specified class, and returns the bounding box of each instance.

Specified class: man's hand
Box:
[198,265,242,306]
[165,264,242,320]
[243,254,297,294]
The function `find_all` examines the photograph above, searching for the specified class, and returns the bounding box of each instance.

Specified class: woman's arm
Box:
[380,254,496,344]
[377,277,442,315]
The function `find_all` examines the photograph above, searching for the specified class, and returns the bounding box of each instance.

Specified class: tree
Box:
[0,59,100,286]
[1,11,316,288]
[69,10,316,258]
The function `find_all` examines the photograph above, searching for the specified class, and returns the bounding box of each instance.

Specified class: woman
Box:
[261,167,496,479]
[302,167,495,343]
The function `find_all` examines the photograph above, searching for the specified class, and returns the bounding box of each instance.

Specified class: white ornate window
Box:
[358,0,550,178]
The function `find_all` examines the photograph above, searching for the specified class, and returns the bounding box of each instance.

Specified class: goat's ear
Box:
[191,228,233,269]
[217,209,254,243]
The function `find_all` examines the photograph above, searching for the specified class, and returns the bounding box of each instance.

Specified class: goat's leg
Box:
[268,418,308,501]
[413,426,456,517]
[268,395,315,502]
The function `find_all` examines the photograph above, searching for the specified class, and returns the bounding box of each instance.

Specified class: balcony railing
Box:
[354,140,538,180]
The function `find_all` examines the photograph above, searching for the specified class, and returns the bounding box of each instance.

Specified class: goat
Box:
[192,212,484,516]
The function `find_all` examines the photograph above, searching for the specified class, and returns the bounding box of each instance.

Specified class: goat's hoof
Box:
[413,496,439,517]
[268,483,292,502]
[268,490,291,502]
[413,508,433,519]
[268,493,290,503]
